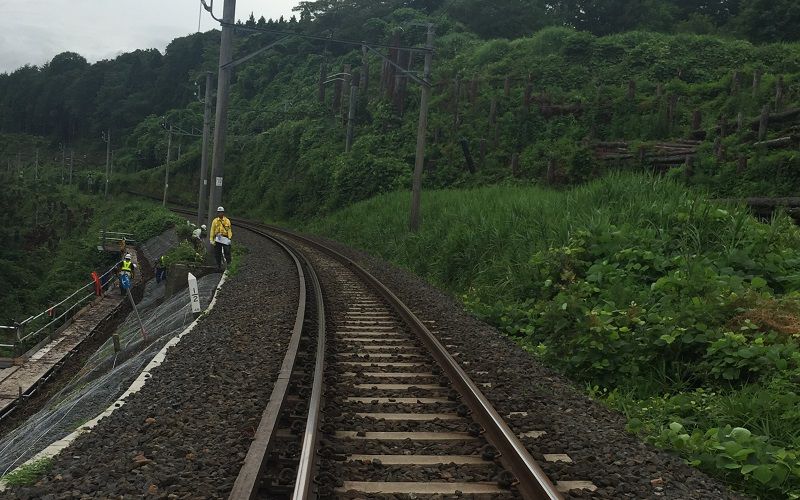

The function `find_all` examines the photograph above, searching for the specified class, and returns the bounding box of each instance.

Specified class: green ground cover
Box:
[305,173,800,498]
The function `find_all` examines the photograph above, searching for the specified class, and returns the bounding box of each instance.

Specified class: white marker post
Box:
[188,272,202,318]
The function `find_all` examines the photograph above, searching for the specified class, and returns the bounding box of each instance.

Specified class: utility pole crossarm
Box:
[364,45,431,88]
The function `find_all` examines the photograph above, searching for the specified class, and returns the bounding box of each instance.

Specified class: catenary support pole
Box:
[198,71,213,227]
[164,125,172,207]
[346,78,358,152]
[207,0,237,228]
[104,129,111,199]
[409,24,434,233]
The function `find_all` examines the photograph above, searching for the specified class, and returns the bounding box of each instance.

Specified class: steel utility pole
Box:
[198,71,213,227]
[104,129,111,199]
[409,24,434,233]
[207,0,236,227]
[164,125,173,207]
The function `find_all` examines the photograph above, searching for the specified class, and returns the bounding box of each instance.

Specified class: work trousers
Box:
[215,243,231,268]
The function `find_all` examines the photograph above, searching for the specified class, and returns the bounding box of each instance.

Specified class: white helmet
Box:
[124,253,132,260]
[201,224,207,230]
[217,206,225,212]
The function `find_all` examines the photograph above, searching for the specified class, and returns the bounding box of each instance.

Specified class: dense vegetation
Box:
[0,148,180,329]
[306,174,800,498]
[1,2,800,213]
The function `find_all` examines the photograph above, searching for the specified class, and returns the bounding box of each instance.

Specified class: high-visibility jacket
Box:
[121,260,134,274]
[210,216,233,244]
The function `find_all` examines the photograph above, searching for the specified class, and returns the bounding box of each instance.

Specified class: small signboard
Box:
[215,176,223,187]
[188,272,201,314]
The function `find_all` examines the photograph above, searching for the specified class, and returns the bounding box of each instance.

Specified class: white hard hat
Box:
[124,253,132,260]
[217,206,225,212]
[201,224,207,230]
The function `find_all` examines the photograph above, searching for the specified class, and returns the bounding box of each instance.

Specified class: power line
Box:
[219,22,433,54]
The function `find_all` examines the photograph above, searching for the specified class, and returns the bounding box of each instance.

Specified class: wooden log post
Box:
[758,104,770,141]
[691,110,702,131]
[718,115,728,138]
[713,137,722,161]
[684,155,694,178]
[731,70,740,95]
[360,45,370,95]
[384,32,400,100]
[627,80,636,100]
[460,138,476,173]
[479,138,487,168]
[737,154,748,174]
[546,158,557,185]
[453,78,461,128]
[667,94,679,130]
[523,74,532,111]
[489,98,497,126]
[341,64,351,121]
[504,76,511,97]
[393,52,409,114]
[318,63,327,104]
[511,152,520,177]
[776,75,785,111]
[737,112,743,133]
[752,68,762,97]
[469,77,479,104]
[332,77,342,113]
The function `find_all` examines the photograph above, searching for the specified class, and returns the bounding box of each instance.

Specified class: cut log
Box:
[752,136,797,148]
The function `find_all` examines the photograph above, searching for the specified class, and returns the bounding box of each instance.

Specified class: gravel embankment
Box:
[305,234,744,500]
[5,228,299,499]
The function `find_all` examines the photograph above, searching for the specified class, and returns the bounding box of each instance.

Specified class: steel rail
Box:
[291,245,325,500]
[223,220,309,500]
[257,223,563,500]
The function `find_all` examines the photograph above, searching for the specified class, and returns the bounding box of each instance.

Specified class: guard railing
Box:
[0,261,121,356]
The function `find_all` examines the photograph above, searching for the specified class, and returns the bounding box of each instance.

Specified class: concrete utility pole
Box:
[409,24,434,233]
[104,129,111,199]
[164,125,173,207]
[198,71,214,227]
[346,76,358,152]
[207,0,237,227]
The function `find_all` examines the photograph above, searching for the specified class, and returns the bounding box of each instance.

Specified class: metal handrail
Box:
[1,260,123,352]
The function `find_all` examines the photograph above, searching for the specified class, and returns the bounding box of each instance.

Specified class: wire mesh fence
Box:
[0,229,221,476]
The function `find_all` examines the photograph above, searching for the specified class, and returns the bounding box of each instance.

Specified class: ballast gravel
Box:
[5,228,299,499]
[303,234,744,500]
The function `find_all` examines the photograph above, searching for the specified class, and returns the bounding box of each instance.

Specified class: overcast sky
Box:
[0,0,299,73]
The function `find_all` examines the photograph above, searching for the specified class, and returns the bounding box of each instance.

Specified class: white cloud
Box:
[0,0,299,73]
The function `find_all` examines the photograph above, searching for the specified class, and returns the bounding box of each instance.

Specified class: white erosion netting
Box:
[139,228,178,265]
[0,251,221,476]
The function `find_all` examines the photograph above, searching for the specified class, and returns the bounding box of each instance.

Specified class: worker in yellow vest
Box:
[118,253,137,296]
[209,206,232,270]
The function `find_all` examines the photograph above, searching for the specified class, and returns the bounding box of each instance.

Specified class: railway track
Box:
[170,209,587,499]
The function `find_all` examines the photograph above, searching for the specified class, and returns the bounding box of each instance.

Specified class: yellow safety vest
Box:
[121,260,133,273]
[210,216,233,243]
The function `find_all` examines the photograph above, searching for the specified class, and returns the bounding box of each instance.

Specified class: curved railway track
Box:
[172,209,569,499]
